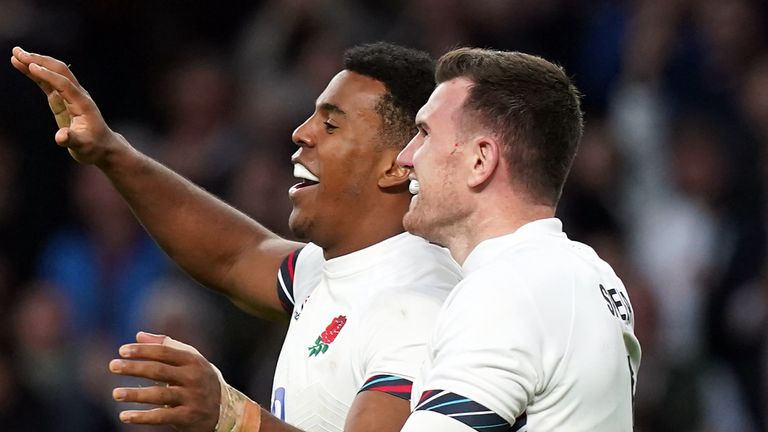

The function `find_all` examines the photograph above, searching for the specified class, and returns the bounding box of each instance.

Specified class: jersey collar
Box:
[462,217,565,274]
[322,231,416,278]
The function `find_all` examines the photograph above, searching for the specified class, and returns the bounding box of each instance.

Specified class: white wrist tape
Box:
[212,365,261,432]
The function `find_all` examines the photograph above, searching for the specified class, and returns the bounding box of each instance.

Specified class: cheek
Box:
[330,152,378,193]
[423,155,449,188]
[428,163,461,205]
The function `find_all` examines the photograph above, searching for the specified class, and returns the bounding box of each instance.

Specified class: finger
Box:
[10,55,29,74]
[48,91,71,129]
[136,331,169,345]
[109,358,183,384]
[113,385,181,406]
[136,332,198,353]
[12,46,81,86]
[119,406,186,425]
[13,58,73,130]
[137,332,203,355]
[161,334,203,356]
[27,63,91,117]
[118,343,196,366]
[11,54,55,95]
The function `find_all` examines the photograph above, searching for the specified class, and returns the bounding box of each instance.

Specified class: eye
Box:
[324,121,338,133]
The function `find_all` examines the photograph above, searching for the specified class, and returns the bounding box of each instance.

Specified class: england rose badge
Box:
[308,315,348,357]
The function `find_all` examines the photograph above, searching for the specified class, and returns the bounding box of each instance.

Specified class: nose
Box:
[291,117,314,148]
[397,133,419,169]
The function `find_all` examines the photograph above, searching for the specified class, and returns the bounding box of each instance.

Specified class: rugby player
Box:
[11,43,461,432]
[397,48,641,432]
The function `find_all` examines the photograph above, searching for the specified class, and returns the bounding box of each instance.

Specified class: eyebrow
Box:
[318,102,347,117]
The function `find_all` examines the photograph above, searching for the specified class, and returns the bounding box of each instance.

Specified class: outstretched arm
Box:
[111,333,410,432]
[10,47,302,319]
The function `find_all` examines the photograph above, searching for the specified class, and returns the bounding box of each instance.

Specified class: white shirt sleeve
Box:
[287,244,323,311]
[418,272,542,426]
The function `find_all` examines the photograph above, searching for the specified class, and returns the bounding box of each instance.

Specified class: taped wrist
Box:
[212,365,262,432]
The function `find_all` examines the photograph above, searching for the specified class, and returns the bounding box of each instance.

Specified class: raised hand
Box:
[10,46,121,165]
[109,332,222,432]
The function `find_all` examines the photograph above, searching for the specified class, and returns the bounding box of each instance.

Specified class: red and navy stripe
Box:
[276,248,303,315]
[358,375,413,401]
[415,390,525,431]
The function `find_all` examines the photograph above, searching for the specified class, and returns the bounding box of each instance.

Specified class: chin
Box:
[288,211,312,241]
[403,212,428,240]
[405,210,448,246]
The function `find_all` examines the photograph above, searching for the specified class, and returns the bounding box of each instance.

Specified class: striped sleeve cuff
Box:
[358,375,413,401]
[276,248,303,316]
[415,390,526,432]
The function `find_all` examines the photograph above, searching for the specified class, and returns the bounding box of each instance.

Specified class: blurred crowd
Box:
[0,0,766,431]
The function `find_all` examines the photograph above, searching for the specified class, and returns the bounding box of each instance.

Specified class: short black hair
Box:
[343,42,435,148]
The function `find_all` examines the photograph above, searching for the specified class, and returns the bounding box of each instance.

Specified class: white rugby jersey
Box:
[404,218,641,432]
[271,232,461,431]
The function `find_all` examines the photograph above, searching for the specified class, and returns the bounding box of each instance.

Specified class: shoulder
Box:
[467,235,616,297]
[291,243,323,279]
[361,235,460,326]
[286,242,324,304]
[443,238,596,332]
[294,242,323,268]
[442,234,629,349]
[378,233,462,287]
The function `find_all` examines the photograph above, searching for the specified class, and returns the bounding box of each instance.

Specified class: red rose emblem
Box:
[308,315,348,357]
[320,316,347,344]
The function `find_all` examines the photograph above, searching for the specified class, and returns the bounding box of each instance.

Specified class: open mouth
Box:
[293,163,320,189]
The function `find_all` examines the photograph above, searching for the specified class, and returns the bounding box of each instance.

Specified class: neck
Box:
[322,194,411,260]
[447,203,555,265]
[322,224,406,260]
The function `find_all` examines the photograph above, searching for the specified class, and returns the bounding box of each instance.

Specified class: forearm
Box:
[96,131,295,311]
[12,47,296,318]
[258,409,303,432]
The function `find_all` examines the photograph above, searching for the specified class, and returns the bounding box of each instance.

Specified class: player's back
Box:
[410,218,640,432]
[508,223,640,430]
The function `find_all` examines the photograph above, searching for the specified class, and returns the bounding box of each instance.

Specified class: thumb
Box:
[55,128,70,146]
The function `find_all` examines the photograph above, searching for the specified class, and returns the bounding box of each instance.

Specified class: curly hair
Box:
[343,42,435,148]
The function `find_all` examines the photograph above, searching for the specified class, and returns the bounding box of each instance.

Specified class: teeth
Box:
[409,179,420,195]
[293,163,319,182]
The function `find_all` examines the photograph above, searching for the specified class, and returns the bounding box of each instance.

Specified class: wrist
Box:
[240,400,263,431]
[213,367,261,432]
[94,130,133,171]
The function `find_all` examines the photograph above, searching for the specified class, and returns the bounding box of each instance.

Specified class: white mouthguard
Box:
[409,179,420,195]
[293,163,320,182]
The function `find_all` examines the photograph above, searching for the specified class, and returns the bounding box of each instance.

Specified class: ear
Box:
[467,137,501,188]
[378,150,411,189]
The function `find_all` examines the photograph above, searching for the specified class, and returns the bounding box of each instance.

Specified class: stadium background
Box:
[0,0,767,430]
